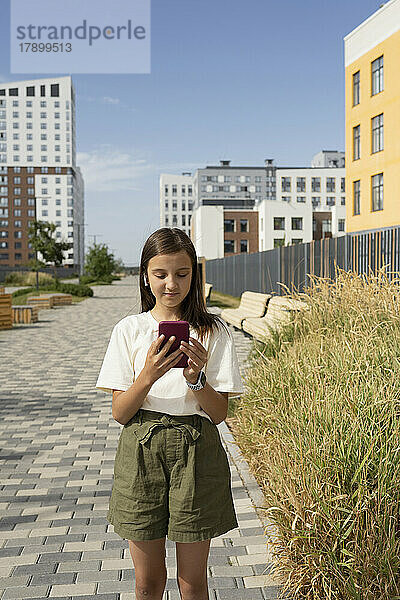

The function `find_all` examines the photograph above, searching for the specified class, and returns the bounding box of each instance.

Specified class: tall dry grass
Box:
[236,266,400,599]
[5,271,54,286]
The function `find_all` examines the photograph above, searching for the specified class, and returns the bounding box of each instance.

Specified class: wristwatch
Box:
[185,370,206,391]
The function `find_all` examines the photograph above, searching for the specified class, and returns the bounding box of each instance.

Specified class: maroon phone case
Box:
[158,321,189,368]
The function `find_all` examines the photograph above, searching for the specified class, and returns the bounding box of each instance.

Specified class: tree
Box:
[84,243,116,280]
[28,220,72,289]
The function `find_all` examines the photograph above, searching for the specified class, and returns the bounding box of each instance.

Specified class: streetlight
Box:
[76,223,88,277]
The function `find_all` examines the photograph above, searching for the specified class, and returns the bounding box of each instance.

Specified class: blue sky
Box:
[1,0,381,265]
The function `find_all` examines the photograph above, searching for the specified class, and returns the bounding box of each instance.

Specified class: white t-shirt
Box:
[95,310,245,423]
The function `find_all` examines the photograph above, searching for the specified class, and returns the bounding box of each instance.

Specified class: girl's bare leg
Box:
[176,539,211,600]
[128,537,167,599]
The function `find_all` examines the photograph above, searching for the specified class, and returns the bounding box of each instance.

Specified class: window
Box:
[14,209,21,216]
[341,178,345,193]
[40,85,45,96]
[353,180,360,215]
[14,188,20,195]
[371,113,383,153]
[296,177,306,192]
[322,219,332,235]
[41,198,48,205]
[28,209,35,217]
[312,196,321,207]
[14,167,20,173]
[27,166,34,173]
[353,125,360,160]
[224,219,235,232]
[164,185,168,195]
[14,177,20,184]
[292,217,303,230]
[224,239,235,253]
[42,210,48,216]
[40,100,46,107]
[282,196,291,203]
[274,239,284,248]
[326,177,335,193]
[274,217,285,230]
[371,173,383,211]
[55,112,60,119]
[41,167,48,173]
[51,84,60,97]
[338,219,345,232]
[353,71,360,106]
[40,112,47,118]
[371,55,383,95]
[9,88,18,96]
[27,187,34,194]
[14,220,22,228]
[326,197,336,206]
[40,123,47,129]
[311,177,320,192]
[297,196,306,203]
[281,177,291,192]
[240,240,248,253]
[172,185,177,196]
[240,219,248,232]
[26,86,35,96]
[341,197,346,206]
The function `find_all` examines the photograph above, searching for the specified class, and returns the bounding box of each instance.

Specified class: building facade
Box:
[0,76,84,270]
[160,153,345,260]
[344,0,400,233]
[159,172,194,239]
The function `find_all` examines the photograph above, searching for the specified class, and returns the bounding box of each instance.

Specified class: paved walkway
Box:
[0,276,283,600]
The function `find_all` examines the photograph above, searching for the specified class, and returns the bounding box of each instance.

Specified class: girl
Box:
[96,227,244,600]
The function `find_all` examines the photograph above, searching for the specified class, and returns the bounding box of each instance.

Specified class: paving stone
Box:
[0,276,283,600]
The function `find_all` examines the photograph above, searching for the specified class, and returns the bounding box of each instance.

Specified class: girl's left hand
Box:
[180,337,208,384]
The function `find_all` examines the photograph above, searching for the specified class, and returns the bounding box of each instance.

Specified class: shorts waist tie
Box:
[133,414,201,446]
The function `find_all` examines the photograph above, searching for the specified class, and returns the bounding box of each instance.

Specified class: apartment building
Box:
[160,152,345,259]
[260,154,346,251]
[159,172,194,239]
[344,0,400,233]
[0,76,84,270]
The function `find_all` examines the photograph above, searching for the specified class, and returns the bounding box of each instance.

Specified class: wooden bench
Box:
[220,291,271,329]
[27,295,55,309]
[45,293,73,306]
[242,296,309,342]
[12,305,39,324]
[0,293,12,330]
[204,283,213,303]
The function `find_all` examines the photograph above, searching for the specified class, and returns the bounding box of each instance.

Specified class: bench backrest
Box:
[266,296,308,318]
[238,291,270,317]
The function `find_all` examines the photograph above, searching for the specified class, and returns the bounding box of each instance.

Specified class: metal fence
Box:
[205,226,400,297]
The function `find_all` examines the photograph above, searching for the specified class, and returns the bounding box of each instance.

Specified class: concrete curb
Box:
[218,419,278,541]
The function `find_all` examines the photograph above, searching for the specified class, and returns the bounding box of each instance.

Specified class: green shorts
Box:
[107,408,238,543]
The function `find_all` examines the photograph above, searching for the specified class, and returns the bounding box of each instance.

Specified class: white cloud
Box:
[77,146,200,193]
[102,96,120,105]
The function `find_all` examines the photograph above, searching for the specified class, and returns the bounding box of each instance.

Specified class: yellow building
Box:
[344,0,400,233]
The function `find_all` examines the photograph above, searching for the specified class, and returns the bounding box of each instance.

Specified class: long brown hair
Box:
[139,227,229,343]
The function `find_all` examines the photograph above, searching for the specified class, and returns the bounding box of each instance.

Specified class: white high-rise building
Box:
[0,76,84,271]
[159,172,194,238]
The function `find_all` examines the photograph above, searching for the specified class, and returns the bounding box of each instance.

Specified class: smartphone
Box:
[158,320,189,368]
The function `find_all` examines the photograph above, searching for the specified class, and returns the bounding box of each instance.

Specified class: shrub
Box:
[235,266,400,599]
[12,281,93,298]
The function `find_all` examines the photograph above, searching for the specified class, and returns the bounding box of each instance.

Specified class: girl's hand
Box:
[180,337,208,384]
[142,334,184,385]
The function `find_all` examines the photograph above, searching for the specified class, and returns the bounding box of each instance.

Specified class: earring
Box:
[144,273,148,286]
